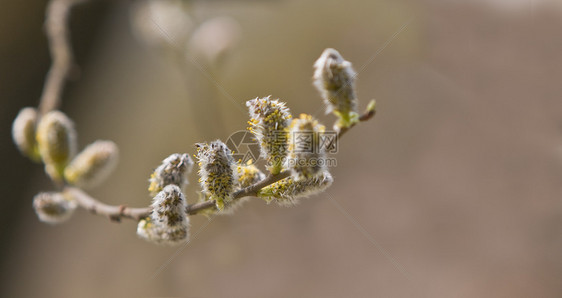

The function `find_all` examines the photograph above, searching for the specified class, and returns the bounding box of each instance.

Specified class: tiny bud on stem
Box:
[64,140,119,189]
[36,110,78,182]
[12,107,40,162]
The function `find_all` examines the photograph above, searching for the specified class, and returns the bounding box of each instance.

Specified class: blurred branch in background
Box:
[130,0,242,138]
[38,0,86,116]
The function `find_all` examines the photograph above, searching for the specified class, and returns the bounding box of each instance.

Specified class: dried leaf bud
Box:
[36,110,77,181]
[246,96,292,174]
[12,107,40,161]
[313,48,359,129]
[196,140,237,210]
[33,192,77,224]
[148,153,194,197]
[258,171,333,206]
[236,160,265,189]
[64,140,119,189]
[287,114,327,180]
[137,185,190,245]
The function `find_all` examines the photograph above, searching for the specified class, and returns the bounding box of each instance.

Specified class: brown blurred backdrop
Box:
[2,0,562,297]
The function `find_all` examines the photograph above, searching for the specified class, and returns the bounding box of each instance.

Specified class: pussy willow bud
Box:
[237,160,265,189]
[64,140,119,189]
[246,96,292,174]
[148,153,193,197]
[196,140,237,211]
[12,107,40,161]
[258,171,333,206]
[36,110,77,182]
[313,48,359,129]
[33,192,77,224]
[287,114,327,180]
[137,185,190,245]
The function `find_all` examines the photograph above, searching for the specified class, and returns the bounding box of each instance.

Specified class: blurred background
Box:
[2,0,562,297]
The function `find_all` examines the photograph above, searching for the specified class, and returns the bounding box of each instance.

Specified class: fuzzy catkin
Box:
[236,160,265,189]
[286,114,327,180]
[313,48,359,128]
[137,185,190,245]
[196,140,237,210]
[148,153,193,197]
[64,140,119,189]
[12,107,40,161]
[36,110,77,181]
[258,171,333,206]
[246,96,292,174]
[33,192,77,224]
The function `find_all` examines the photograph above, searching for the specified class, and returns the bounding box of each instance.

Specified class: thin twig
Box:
[64,187,150,221]
[63,171,293,221]
[38,0,85,116]
[337,104,377,139]
[185,170,292,214]
[325,105,376,152]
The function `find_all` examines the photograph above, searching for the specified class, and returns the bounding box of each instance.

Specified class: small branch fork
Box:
[62,107,376,222]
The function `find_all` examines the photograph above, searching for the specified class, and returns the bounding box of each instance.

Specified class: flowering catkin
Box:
[246,96,292,174]
[313,48,359,129]
[196,140,237,210]
[286,114,327,180]
[36,110,77,182]
[33,192,77,224]
[236,160,265,189]
[12,107,40,161]
[148,153,194,197]
[64,140,119,189]
[258,171,333,206]
[137,185,190,245]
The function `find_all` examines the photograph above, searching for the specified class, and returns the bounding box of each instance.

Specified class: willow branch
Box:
[62,106,376,222]
[185,170,292,214]
[38,0,85,116]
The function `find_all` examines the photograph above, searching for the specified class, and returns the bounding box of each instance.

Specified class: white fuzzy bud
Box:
[148,153,193,197]
[246,96,292,174]
[12,107,40,161]
[36,110,78,182]
[33,192,77,224]
[196,140,237,211]
[258,171,333,206]
[137,185,190,245]
[64,140,119,189]
[313,48,359,129]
